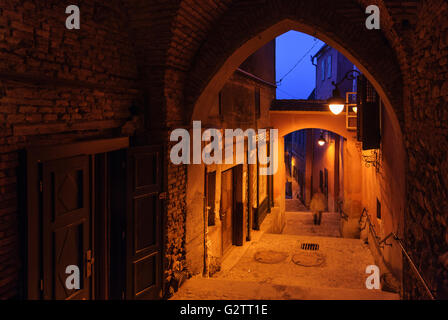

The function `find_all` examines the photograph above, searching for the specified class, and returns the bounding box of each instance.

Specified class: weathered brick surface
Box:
[0,0,140,298]
[402,0,448,300]
[165,139,187,297]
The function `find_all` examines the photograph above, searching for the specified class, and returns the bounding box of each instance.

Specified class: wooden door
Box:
[41,156,91,300]
[125,146,163,299]
[221,169,233,255]
[324,168,329,209]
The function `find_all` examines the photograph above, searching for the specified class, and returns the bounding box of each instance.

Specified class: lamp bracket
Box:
[332,70,362,88]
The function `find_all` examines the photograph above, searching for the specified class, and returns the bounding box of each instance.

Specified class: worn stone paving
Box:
[283,211,342,238]
[215,233,375,290]
[172,278,399,300]
[172,211,398,300]
[285,199,308,212]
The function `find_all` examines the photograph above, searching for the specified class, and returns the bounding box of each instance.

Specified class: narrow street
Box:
[172,202,399,300]
[283,199,341,237]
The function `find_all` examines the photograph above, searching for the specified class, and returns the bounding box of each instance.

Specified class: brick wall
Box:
[0,0,139,298]
[403,0,448,299]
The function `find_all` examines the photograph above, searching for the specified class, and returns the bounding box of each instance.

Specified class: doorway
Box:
[220,168,233,256]
[25,139,164,300]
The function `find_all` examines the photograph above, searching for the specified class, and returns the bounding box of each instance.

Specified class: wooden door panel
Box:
[126,146,163,300]
[207,171,216,226]
[134,194,158,253]
[133,254,158,296]
[221,169,233,255]
[53,223,84,299]
[42,155,91,300]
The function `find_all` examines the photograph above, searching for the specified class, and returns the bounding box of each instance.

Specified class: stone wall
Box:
[403,0,448,299]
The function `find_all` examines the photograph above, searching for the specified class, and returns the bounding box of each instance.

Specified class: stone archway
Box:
[123,0,446,300]
[185,1,404,138]
[183,4,407,287]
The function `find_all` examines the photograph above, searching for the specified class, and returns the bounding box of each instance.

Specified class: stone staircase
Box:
[171,211,400,301]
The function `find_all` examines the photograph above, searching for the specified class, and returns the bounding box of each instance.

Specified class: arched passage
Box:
[180,0,407,296]
[186,1,404,137]
[270,110,362,221]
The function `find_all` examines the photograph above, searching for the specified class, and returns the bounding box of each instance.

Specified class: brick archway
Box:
[185,0,404,140]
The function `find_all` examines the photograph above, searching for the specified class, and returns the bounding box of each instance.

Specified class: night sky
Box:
[276,31,325,100]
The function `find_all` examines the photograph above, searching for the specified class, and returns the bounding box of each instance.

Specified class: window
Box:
[327,55,332,79]
[321,60,325,81]
[376,199,382,220]
[255,87,261,119]
[218,91,223,120]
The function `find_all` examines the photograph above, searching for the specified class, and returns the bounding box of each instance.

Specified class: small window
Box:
[321,60,325,81]
[255,87,261,119]
[376,199,382,220]
[218,91,223,120]
[327,55,332,79]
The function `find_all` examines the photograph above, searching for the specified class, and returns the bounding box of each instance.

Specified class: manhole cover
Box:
[254,250,289,264]
[301,242,319,251]
[292,252,326,267]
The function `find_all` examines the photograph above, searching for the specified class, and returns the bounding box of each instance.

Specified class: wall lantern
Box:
[327,69,361,115]
[318,132,326,146]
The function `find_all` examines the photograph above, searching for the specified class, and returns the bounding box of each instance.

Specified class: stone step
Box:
[172,278,400,300]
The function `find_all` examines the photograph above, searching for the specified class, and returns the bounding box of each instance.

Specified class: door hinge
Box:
[39,180,43,193]
[159,192,167,200]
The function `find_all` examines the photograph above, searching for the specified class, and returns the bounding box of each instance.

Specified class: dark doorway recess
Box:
[220,168,234,256]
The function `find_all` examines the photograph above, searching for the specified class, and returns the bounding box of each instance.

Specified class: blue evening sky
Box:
[276,31,325,99]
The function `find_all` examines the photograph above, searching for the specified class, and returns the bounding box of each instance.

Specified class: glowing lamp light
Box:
[327,85,346,115]
[329,103,345,115]
[318,132,326,146]
[352,106,358,113]
[327,91,345,115]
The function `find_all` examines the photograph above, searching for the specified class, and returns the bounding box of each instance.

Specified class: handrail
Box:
[359,209,436,300]
[336,200,349,221]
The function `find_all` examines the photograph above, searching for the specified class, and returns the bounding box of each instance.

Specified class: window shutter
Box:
[357,75,381,150]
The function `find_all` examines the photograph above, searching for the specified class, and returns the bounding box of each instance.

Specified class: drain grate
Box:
[300,243,319,251]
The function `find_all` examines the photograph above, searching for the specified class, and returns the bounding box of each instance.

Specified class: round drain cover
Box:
[292,252,326,267]
[254,250,288,264]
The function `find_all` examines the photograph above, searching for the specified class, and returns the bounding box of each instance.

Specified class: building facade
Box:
[185,41,276,279]
[313,44,356,100]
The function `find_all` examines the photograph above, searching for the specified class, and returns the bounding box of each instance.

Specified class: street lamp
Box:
[318,132,326,146]
[327,86,345,115]
[327,70,361,115]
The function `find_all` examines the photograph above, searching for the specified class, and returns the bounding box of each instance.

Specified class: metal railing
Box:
[359,209,436,300]
[336,199,349,221]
